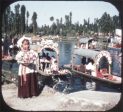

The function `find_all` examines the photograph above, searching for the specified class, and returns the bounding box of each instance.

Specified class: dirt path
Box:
[2,83,121,111]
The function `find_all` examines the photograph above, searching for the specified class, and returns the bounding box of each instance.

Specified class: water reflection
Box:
[59,41,75,67]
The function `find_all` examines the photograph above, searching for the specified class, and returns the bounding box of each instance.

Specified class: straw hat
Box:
[17,35,32,48]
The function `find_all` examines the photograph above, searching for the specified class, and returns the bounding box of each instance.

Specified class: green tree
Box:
[50,16,54,22]
[26,11,29,32]
[56,18,60,34]
[32,12,37,35]
[112,15,121,29]
[60,17,63,25]
[83,19,88,35]
[15,4,20,34]
[65,15,69,27]
[69,12,72,25]
[21,5,26,34]
[93,18,99,33]
[2,11,7,34]
[6,6,11,34]
[2,6,11,34]
[99,12,113,35]
[9,11,15,34]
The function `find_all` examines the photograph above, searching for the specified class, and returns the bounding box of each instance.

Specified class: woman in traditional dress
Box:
[16,36,39,98]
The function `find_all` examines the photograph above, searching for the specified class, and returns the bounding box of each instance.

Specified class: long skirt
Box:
[18,73,39,98]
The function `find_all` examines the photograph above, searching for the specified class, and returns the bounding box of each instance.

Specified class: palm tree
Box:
[50,16,54,22]
[50,16,55,35]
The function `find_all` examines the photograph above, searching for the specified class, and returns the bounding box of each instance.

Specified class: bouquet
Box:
[17,51,37,64]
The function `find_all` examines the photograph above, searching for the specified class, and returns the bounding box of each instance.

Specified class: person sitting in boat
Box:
[86,58,96,76]
[42,50,46,58]
[99,68,109,77]
[46,53,51,68]
[78,56,86,73]
[91,40,97,49]
[40,50,46,71]
[51,57,58,74]
[97,67,115,80]
[46,53,51,61]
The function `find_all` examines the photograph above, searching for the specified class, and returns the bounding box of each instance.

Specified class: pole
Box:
[109,64,111,75]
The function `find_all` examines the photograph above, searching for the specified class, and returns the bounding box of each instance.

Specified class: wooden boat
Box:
[36,40,71,88]
[76,36,114,50]
[64,48,122,89]
[76,37,97,49]
[35,40,72,91]
[36,39,71,77]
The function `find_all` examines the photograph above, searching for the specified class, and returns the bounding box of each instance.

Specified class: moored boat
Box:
[35,39,72,91]
[36,39,71,76]
[76,37,97,49]
[64,48,122,90]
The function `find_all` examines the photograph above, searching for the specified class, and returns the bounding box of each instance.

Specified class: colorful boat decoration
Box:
[36,39,71,76]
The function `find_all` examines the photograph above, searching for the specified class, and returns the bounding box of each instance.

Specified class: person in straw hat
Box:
[15,35,39,98]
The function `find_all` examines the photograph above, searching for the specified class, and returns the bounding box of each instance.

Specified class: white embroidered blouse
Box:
[15,50,38,76]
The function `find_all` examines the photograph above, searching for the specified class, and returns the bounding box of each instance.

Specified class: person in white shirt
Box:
[86,58,96,76]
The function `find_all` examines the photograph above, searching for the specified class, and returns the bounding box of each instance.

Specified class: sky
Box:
[10,1,119,27]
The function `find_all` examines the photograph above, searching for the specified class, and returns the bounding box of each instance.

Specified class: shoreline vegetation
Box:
[2,3,121,40]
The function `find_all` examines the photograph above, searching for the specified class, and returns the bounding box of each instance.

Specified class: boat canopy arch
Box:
[73,48,112,65]
[37,40,59,55]
[36,39,60,76]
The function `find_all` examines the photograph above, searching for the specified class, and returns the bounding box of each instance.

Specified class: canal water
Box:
[2,41,121,92]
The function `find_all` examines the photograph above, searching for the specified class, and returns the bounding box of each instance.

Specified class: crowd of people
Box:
[2,34,19,59]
